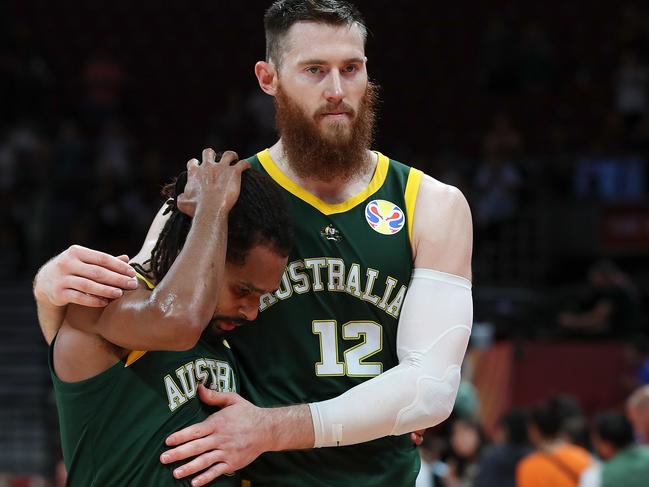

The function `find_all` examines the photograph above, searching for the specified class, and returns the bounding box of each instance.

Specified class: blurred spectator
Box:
[558,260,643,338]
[417,435,448,487]
[516,399,592,487]
[475,409,533,487]
[95,120,131,182]
[473,143,522,234]
[553,394,590,450]
[574,152,646,202]
[82,53,125,126]
[452,379,481,422]
[580,411,649,487]
[614,50,649,136]
[53,121,88,191]
[631,340,649,386]
[473,115,523,236]
[444,417,486,487]
[627,385,649,444]
[622,339,649,396]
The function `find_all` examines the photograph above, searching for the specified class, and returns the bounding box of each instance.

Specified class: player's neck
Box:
[268,140,377,205]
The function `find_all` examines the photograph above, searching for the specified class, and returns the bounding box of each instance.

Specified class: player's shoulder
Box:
[380,152,467,207]
[417,173,470,219]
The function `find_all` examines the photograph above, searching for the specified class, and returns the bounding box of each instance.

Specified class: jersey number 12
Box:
[312,320,383,377]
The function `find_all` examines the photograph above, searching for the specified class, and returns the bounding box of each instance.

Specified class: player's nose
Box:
[239,302,259,322]
[324,70,345,103]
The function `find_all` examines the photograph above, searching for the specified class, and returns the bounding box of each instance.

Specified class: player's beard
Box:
[274,81,378,182]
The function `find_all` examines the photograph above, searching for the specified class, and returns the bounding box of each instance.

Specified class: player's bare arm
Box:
[161,175,473,486]
[33,248,138,344]
[32,170,176,345]
[53,150,248,380]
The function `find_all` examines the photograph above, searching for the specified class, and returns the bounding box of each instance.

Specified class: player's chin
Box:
[320,124,352,142]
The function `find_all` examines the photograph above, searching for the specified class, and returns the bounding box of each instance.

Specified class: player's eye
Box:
[306,66,321,75]
[236,287,251,297]
[343,65,357,73]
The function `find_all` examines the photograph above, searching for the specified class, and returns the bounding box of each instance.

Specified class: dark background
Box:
[1,0,648,482]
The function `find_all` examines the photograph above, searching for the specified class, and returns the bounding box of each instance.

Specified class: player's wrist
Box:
[33,265,56,306]
[262,408,284,452]
[193,201,230,222]
[266,405,314,451]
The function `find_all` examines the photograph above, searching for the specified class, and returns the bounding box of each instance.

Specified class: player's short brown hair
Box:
[264,0,367,67]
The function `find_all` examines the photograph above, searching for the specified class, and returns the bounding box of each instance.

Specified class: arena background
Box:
[1,1,648,484]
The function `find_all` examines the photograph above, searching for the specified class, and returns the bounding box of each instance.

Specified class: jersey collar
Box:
[256,149,389,216]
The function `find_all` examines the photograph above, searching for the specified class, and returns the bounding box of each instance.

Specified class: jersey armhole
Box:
[123,272,155,367]
[404,168,423,245]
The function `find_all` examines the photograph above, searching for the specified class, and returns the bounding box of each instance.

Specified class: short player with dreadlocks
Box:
[48,149,292,486]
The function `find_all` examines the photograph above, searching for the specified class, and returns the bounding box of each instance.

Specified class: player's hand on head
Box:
[176,148,250,218]
[34,245,139,307]
[160,384,269,485]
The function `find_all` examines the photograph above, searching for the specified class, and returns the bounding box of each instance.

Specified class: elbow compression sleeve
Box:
[309,268,472,447]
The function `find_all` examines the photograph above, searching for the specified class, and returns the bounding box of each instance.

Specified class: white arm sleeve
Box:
[308,268,472,447]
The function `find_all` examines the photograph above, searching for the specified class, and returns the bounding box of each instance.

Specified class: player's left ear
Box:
[255,61,278,96]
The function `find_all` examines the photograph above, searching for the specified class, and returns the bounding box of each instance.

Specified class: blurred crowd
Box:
[1,1,649,484]
[416,386,649,487]
[1,3,648,290]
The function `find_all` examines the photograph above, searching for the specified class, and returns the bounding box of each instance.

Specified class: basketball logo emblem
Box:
[365,200,405,235]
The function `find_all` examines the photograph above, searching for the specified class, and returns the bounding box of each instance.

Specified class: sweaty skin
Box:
[33,18,472,487]
[53,150,249,383]
[159,169,472,484]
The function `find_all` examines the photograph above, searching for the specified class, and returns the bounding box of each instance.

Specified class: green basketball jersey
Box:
[228,149,424,487]
[51,335,239,486]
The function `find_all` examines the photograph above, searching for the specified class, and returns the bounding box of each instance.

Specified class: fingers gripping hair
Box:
[138,158,293,283]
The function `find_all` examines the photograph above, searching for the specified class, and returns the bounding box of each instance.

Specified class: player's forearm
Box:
[149,202,229,330]
[33,267,66,345]
[95,203,230,351]
[309,269,472,447]
[34,286,66,345]
[264,404,315,451]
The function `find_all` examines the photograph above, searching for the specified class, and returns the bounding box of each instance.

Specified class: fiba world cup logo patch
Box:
[365,200,405,235]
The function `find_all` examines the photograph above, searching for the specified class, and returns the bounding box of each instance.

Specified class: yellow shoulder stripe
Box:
[134,271,155,289]
[257,149,389,215]
[124,272,155,367]
[404,168,423,244]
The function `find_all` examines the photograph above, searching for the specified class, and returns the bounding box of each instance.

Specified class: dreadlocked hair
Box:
[136,162,293,285]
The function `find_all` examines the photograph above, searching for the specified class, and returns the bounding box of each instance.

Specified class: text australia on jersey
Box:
[165,357,235,412]
[258,257,408,319]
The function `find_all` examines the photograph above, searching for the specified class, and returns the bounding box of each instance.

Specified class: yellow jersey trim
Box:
[404,168,423,243]
[241,481,251,487]
[134,271,155,290]
[124,271,155,367]
[256,149,389,215]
